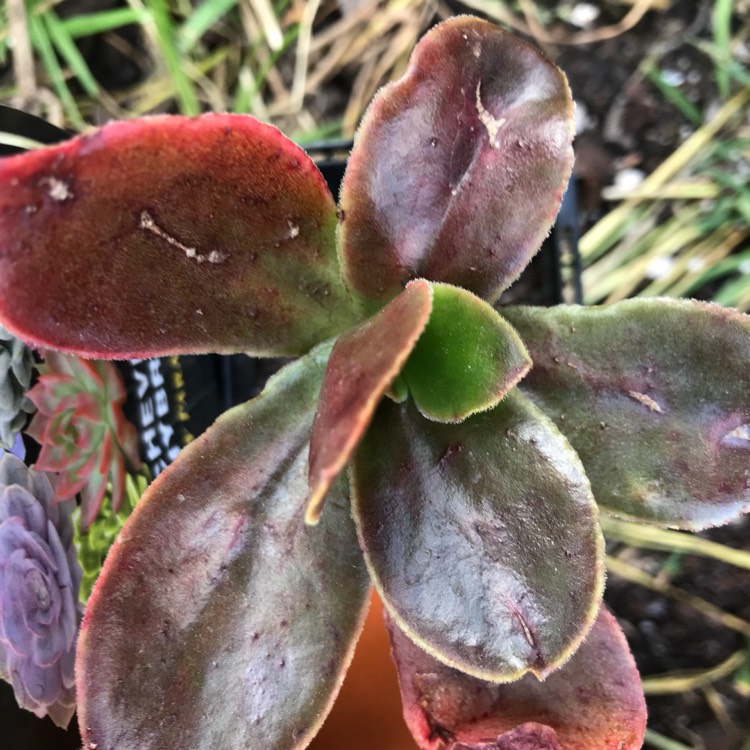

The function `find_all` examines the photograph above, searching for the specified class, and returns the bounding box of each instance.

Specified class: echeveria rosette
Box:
[0,323,35,451]
[0,13,746,750]
[26,351,141,530]
[0,451,82,728]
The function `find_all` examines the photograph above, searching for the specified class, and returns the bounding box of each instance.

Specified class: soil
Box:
[2,0,749,748]
[550,0,723,220]
[605,518,750,750]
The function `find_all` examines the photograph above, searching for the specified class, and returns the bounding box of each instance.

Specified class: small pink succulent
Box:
[26,351,140,529]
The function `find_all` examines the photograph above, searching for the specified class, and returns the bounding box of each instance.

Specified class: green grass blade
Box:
[600,515,750,571]
[145,0,200,115]
[178,0,238,52]
[61,8,147,39]
[674,244,750,297]
[712,0,734,100]
[645,64,703,126]
[233,25,299,113]
[0,131,49,150]
[0,4,8,65]
[644,728,700,750]
[42,10,99,97]
[713,273,750,307]
[27,13,86,130]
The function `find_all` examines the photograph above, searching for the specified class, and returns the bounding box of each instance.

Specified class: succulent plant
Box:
[74,471,148,602]
[0,324,35,451]
[0,15,748,750]
[0,451,82,728]
[25,351,141,530]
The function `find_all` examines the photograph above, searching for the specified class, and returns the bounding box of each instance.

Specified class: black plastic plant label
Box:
[117,358,191,479]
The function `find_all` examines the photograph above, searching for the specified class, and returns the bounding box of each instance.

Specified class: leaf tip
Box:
[304,485,326,526]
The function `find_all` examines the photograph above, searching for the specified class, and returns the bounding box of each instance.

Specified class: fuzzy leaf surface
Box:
[351,393,604,682]
[504,299,750,529]
[306,279,433,523]
[387,606,646,750]
[77,343,371,750]
[402,283,531,422]
[0,114,358,358]
[339,16,574,310]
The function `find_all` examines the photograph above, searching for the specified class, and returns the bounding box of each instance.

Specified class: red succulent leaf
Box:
[107,455,126,514]
[24,410,48,446]
[25,375,78,415]
[306,279,434,524]
[77,343,371,750]
[52,467,91,502]
[0,114,359,358]
[73,394,105,423]
[504,299,750,529]
[352,393,604,682]
[79,432,114,529]
[110,407,141,469]
[387,606,646,750]
[45,425,103,499]
[339,16,574,310]
[74,357,106,393]
[34,410,84,473]
[35,442,72,476]
[40,350,78,378]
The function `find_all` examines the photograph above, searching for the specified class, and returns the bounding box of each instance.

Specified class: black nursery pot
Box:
[0,679,81,750]
[0,108,582,749]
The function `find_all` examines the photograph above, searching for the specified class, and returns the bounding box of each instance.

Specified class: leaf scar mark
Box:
[139,210,227,264]
[627,390,664,414]
[475,81,507,149]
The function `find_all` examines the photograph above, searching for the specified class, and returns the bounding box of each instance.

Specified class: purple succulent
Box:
[0,450,82,728]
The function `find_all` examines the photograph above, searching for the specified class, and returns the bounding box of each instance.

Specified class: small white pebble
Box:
[646,256,675,280]
[614,167,646,192]
[568,2,599,28]
[661,69,685,87]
